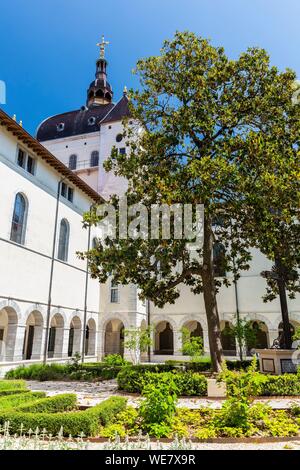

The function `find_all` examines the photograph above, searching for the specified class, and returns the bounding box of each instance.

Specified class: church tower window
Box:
[69,154,77,170]
[90,151,99,167]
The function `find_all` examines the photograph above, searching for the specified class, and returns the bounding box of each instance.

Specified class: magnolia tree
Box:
[82,32,300,372]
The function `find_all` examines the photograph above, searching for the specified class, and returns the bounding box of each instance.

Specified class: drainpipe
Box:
[147,299,151,362]
[81,206,92,363]
[43,178,65,365]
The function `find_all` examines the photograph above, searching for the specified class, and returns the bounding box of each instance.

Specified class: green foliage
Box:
[259,374,300,396]
[15,393,77,413]
[139,375,178,437]
[117,368,207,396]
[5,364,71,381]
[99,423,127,438]
[5,362,123,382]
[0,392,46,410]
[180,327,204,360]
[0,397,127,437]
[102,354,129,366]
[0,380,26,390]
[222,317,258,359]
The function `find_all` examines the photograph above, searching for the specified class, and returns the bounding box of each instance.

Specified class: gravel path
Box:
[26,380,300,409]
[87,441,300,450]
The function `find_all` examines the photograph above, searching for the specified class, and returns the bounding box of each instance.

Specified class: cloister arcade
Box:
[0,301,98,364]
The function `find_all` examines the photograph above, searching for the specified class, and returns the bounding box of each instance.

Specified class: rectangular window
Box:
[17,148,36,175]
[17,149,25,168]
[110,282,119,303]
[26,155,35,175]
[60,182,74,204]
[119,147,126,155]
[67,187,74,203]
[61,182,67,198]
[0,329,4,341]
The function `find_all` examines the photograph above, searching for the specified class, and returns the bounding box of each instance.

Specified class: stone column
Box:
[97,327,105,360]
[72,328,82,356]
[12,324,26,362]
[173,329,182,356]
[31,325,44,360]
[54,327,68,359]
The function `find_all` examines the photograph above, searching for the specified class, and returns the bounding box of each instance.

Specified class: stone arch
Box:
[179,314,207,331]
[154,321,174,355]
[181,320,204,356]
[0,300,22,322]
[104,318,125,356]
[68,315,82,357]
[220,320,237,356]
[249,320,269,349]
[48,313,64,358]
[0,305,19,361]
[247,313,273,331]
[23,310,44,360]
[85,318,97,356]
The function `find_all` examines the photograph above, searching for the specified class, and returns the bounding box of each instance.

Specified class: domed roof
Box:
[36,103,114,142]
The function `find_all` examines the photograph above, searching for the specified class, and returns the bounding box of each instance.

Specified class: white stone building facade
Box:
[0,110,102,375]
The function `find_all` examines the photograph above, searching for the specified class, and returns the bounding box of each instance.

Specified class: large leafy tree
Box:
[82,32,300,372]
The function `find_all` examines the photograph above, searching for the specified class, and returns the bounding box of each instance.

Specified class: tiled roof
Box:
[0,108,104,203]
[36,103,114,142]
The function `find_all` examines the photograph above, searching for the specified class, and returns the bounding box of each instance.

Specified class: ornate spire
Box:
[96,35,109,59]
[86,36,113,107]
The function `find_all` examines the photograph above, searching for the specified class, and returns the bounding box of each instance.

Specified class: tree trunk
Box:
[201,214,224,372]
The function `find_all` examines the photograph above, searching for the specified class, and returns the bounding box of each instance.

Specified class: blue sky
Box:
[1,0,300,135]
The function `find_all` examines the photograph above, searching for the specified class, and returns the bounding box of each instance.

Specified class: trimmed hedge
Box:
[0,396,127,437]
[5,364,71,381]
[0,379,26,390]
[117,368,207,396]
[0,389,29,397]
[260,374,300,396]
[15,393,77,413]
[165,359,252,372]
[0,392,46,410]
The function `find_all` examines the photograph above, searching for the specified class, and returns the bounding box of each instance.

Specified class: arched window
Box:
[92,237,98,248]
[213,242,226,277]
[10,193,27,244]
[90,151,99,167]
[57,219,69,261]
[69,154,77,170]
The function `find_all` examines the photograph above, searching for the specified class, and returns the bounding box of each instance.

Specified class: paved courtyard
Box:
[27,380,300,409]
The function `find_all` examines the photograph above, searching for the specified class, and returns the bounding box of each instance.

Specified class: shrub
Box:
[259,374,300,396]
[0,392,46,410]
[0,396,127,437]
[117,368,207,396]
[0,379,26,390]
[102,354,129,366]
[5,364,70,381]
[87,396,127,426]
[16,393,77,413]
[139,376,178,437]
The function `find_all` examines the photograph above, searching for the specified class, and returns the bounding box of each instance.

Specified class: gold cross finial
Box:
[96,35,109,59]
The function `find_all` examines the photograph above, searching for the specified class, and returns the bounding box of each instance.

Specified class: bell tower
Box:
[86,36,113,107]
